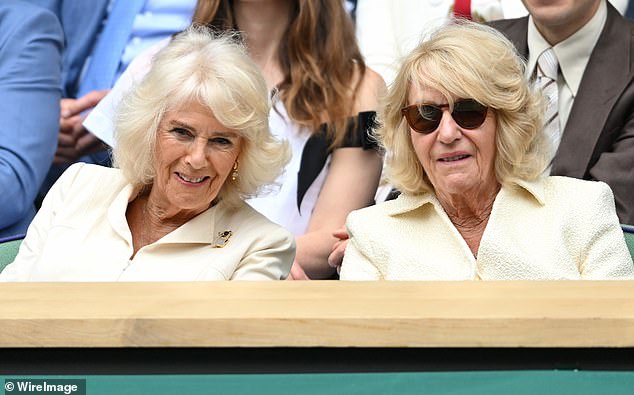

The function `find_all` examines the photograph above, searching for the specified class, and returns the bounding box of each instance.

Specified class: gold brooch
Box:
[212,230,232,248]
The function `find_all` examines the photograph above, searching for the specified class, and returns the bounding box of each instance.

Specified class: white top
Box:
[0,163,295,282]
[246,102,329,235]
[340,176,634,280]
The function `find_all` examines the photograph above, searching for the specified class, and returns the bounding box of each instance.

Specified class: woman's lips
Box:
[175,172,209,185]
[437,153,471,162]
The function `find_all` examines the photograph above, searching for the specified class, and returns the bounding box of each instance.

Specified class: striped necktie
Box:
[535,47,560,165]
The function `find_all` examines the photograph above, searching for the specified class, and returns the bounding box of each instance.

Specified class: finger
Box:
[60,98,78,118]
[53,147,81,164]
[57,132,76,147]
[289,263,310,281]
[56,144,80,157]
[71,124,89,140]
[62,89,110,117]
[328,240,348,268]
[78,89,110,109]
[60,115,82,132]
[76,132,106,153]
[53,155,72,166]
[332,228,350,240]
[327,249,344,268]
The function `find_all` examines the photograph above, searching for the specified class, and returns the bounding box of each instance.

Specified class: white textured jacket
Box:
[340,177,633,280]
[1,164,295,281]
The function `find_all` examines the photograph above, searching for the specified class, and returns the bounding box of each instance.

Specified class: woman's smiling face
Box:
[150,101,242,216]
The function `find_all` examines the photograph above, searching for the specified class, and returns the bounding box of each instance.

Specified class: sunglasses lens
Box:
[453,100,488,129]
[402,99,488,133]
[405,105,441,133]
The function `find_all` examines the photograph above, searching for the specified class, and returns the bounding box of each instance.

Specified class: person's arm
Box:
[579,182,634,279]
[0,5,63,234]
[0,163,85,281]
[587,108,634,225]
[290,68,386,279]
[230,226,296,280]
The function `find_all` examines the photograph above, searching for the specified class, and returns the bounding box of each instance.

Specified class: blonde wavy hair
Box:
[379,21,548,195]
[113,26,290,208]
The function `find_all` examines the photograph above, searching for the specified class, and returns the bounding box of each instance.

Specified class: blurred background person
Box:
[338,22,633,280]
[355,0,506,88]
[0,0,63,238]
[84,0,386,280]
[29,0,196,194]
[491,0,634,225]
[1,28,294,281]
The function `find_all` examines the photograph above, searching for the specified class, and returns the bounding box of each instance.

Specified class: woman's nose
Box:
[186,139,207,169]
[436,110,462,144]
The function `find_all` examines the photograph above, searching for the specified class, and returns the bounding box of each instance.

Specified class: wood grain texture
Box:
[1,281,634,347]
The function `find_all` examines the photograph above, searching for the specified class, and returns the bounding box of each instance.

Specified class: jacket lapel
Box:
[552,5,634,177]
[489,17,529,60]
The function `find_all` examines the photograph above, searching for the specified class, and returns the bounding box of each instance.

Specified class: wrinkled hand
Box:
[327,227,349,274]
[54,90,110,165]
[286,261,311,280]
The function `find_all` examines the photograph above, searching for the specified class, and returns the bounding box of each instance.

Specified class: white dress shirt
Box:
[526,0,607,135]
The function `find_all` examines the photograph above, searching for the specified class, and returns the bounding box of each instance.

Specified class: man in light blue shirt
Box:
[30,0,196,193]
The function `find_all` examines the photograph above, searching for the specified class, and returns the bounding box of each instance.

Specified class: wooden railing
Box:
[1,281,634,348]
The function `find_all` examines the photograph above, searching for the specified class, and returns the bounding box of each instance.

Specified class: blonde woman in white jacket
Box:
[337,21,634,280]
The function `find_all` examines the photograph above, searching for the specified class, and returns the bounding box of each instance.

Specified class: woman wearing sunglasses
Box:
[338,21,634,280]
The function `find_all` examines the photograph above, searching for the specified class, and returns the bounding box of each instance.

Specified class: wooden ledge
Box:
[1,281,634,347]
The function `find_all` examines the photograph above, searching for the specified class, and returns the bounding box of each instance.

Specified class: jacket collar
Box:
[107,182,223,246]
[386,178,546,217]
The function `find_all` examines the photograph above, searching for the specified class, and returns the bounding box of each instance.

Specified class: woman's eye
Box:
[170,127,192,138]
[210,137,232,146]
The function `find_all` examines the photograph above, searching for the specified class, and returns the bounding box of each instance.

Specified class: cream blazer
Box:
[1,164,295,281]
[340,177,634,280]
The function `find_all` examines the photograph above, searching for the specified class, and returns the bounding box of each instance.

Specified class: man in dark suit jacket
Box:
[490,0,634,225]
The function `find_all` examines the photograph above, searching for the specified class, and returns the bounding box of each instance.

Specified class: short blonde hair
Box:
[113,26,290,208]
[379,21,548,195]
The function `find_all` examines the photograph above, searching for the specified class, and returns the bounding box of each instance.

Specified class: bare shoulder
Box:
[351,65,387,114]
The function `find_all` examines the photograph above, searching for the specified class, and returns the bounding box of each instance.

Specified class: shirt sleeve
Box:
[0,163,85,281]
[339,213,382,280]
[579,182,634,279]
[230,226,296,281]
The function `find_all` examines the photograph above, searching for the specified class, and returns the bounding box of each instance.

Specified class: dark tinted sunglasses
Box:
[401,99,488,134]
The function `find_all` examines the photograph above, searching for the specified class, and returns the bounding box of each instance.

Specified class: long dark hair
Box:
[192,0,366,146]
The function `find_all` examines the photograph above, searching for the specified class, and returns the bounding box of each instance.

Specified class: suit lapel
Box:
[489,17,529,60]
[553,5,634,177]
